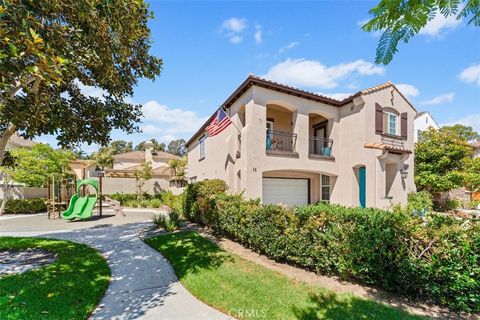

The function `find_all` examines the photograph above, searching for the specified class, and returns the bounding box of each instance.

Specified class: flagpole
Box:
[220,106,242,134]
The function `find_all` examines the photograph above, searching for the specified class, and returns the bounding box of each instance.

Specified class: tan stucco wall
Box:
[187,84,416,209]
[102,177,170,195]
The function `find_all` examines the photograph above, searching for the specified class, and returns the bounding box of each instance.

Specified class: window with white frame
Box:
[199,135,206,159]
[386,113,398,135]
[321,175,330,201]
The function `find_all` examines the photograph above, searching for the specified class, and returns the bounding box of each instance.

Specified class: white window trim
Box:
[199,135,206,159]
[321,174,330,202]
[386,112,399,136]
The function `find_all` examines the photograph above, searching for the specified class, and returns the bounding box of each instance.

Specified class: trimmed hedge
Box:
[181,181,479,313]
[0,198,47,214]
[182,179,227,223]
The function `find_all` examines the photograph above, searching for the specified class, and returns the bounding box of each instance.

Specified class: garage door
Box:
[262,178,309,207]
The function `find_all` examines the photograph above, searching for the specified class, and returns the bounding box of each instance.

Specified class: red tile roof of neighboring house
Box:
[186,75,416,146]
[8,133,35,148]
[364,143,412,154]
[112,150,180,161]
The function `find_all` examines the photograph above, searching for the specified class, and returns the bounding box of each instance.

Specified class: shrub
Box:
[204,194,479,313]
[150,198,161,208]
[407,191,433,214]
[139,200,150,208]
[182,179,227,223]
[124,199,138,208]
[1,198,47,214]
[161,191,183,214]
[152,209,181,232]
[433,198,460,212]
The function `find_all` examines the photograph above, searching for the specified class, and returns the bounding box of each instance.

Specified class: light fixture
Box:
[400,168,408,179]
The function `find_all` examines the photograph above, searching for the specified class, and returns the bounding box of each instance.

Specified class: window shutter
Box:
[375,103,383,134]
[401,112,408,139]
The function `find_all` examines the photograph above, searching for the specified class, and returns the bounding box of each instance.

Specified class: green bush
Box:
[204,194,479,313]
[150,198,161,208]
[433,198,460,212]
[1,198,47,214]
[182,179,227,223]
[107,192,161,205]
[161,191,183,214]
[139,200,150,208]
[124,199,138,208]
[152,209,181,232]
[407,191,433,214]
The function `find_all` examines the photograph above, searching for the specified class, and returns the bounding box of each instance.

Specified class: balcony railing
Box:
[309,136,333,157]
[266,130,297,153]
[381,134,404,148]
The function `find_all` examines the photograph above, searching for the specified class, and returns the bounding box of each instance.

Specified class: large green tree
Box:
[110,140,133,155]
[167,139,186,157]
[441,124,480,141]
[135,139,165,152]
[0,143,73,214]
[0,0,162,164]
[363,0,479,64]
[415,128,473,192]
[90,147,114,170]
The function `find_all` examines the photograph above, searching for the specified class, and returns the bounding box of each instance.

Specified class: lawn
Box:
[145,231,424,320]
[0,237,110,320]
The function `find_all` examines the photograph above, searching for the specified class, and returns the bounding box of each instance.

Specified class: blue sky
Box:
[41,1,480,153]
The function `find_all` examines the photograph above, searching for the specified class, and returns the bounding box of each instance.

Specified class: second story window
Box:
[387,113,398,135]
[199,135,206,159]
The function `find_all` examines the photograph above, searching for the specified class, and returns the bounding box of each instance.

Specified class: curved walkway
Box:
[0,213,231,320]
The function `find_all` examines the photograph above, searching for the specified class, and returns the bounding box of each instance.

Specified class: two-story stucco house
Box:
[186,76,416,209]
[414,111,439,143]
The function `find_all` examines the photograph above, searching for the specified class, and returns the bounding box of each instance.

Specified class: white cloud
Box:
[442,113,480,133]
[395,84,420,98]
[141,101,208,138]
[459,64,480,86]
[421,92,455,105]
[74,79,107,100]
[254,25,262,44]
[278,42,299,54]
[229,35,243,44]
[317,92,353,101]
[222,17,247,33]
[419,11,461,37]
[221,17,248,44]
[263,58,384,89]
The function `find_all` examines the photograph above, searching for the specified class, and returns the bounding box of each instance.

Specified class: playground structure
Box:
[47,170,124,220]
[61,179,99,220]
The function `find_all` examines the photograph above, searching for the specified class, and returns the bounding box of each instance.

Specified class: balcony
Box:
[309,136,333,158]
[266,130,297,155]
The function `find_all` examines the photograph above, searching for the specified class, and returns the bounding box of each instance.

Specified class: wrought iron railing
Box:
[266,130,297,153]
[309,136,333,157]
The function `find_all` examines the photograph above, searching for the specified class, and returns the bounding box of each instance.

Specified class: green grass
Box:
[146,231,424,320]
[0,237,110,320]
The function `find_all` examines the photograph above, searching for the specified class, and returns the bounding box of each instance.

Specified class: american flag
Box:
[205,107,232,137]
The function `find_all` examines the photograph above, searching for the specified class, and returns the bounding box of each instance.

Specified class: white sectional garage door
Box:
[262,178,308,207]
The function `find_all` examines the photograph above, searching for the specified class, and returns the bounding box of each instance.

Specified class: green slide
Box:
[61,179,99,220]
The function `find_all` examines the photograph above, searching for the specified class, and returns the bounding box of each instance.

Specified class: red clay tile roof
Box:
[186,75,416,146]
[364,143,412,154]
[112,150,180,161]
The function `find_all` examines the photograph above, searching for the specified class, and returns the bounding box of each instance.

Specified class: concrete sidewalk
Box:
[0,213,231,320]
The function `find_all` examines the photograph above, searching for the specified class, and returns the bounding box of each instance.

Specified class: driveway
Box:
[0,211,231,320]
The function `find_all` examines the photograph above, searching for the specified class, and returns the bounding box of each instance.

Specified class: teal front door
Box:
[358,166,366,208]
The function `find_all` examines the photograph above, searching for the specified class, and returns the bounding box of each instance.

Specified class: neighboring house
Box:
[5,132,35,151]
[186,75,416,209]
[414,111,439,143]
[471,141,480,159]
[70,141,185,195]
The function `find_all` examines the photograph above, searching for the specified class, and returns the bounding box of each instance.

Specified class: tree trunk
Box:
[0,196,7,215]
[0,124,17,166]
